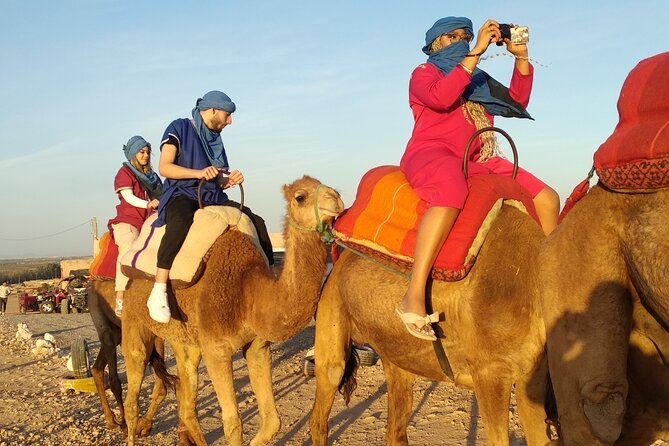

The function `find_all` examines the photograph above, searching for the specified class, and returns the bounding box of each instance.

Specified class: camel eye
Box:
[294,192,307,204]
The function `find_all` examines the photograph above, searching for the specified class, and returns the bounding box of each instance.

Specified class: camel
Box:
[538,51,669,445]
[309,204,557,446]
[539,186,669,445]
[120,176,344,446]
[87,280,178,439]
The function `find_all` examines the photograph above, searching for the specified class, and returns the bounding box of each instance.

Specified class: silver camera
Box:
[498,24,529,45]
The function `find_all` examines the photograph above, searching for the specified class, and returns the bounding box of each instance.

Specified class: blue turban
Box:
[123,135,150,162]
[195,90,236,113]
[423,16,474,53]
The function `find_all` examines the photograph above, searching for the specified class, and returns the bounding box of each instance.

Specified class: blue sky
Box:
[0,0,667,259]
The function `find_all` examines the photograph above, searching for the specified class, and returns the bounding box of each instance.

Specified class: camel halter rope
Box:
[286,184,335,244]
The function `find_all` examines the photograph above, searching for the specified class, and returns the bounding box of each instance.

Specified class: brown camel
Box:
[310,204,557,446]
[120,176,344,446]
[87,280,179,439]
[539,186,669,445]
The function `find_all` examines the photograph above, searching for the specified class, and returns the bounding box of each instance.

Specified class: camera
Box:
[497,24,529,46]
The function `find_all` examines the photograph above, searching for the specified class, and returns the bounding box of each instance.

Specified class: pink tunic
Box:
[400,62,545,209]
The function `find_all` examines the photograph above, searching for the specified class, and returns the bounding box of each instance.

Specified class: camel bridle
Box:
[287,184,335,244]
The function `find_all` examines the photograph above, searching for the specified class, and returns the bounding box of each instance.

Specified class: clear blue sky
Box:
[0,0,667,259]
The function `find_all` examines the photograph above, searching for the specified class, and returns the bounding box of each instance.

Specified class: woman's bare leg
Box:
[401,206,459,320]
[532,186,560,235]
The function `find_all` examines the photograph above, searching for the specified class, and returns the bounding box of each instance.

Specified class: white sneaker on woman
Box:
[147,286,171,323]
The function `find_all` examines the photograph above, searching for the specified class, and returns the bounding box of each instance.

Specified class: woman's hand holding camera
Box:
[472,20,501,55]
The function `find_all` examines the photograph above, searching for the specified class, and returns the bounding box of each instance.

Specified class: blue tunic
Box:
[154,118,229,226]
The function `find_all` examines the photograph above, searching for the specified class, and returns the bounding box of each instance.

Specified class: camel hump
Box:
[119,207,267,289]
[333,166,539,281]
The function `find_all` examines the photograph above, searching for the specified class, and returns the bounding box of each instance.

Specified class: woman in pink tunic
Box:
[397,16,559,340]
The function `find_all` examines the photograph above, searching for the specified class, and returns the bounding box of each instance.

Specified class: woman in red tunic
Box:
[107,136,162,316]
[397,16,559,340]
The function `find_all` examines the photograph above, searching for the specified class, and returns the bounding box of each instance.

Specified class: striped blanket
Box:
[333,166,539,281]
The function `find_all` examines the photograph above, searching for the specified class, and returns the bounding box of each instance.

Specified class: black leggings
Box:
[0,298,7,313]
[156,195,274,269]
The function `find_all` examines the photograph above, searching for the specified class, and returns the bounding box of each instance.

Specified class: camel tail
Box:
[338,347,359,406]
[149,348,178,392]
[544,372,561,439]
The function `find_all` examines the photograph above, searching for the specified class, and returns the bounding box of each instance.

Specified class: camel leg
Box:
[515,358,556,446]
[122,321,155,446]
[172,342,207,446]
[472,367,512,446]
[136,337,168,437]
[309,273,351,446]
[243,338,280,446]
[91,344,123,432]
[383,362,415,446]
[201,343,242,446]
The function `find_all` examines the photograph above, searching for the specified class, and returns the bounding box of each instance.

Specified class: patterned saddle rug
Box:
[90,206,265,289]
[333,166,540,281]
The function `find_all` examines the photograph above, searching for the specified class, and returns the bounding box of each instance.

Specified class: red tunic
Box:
[107,165,150,231]
[400,63,545,209]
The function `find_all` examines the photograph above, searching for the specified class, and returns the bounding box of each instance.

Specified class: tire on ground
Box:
[60,298,69,314]
[70,338,91,379]
[40,301,55,314]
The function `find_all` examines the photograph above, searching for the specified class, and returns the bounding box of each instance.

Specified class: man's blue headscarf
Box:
[423,16,531,119]
[191,90,236,169]
[121,136,163,199]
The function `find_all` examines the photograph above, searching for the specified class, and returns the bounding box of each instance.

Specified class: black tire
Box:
[60,298,70,314]
[355,345,379,367]
[70,338,91,379]
[303,358,315,378]
[40,301,55,314]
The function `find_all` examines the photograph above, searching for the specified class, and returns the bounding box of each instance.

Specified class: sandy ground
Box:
[0,293,666,446]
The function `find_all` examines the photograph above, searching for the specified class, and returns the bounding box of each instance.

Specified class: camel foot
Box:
[105,419,121,432]
[135,417,153,437]
[250,415,280,446]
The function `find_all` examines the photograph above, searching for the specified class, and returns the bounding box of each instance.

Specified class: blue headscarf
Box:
[191,90,236,169]
[423,17,532,119]
[122,136,163,199]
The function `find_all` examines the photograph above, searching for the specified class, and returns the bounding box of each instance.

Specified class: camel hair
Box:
[540,186,669,445]
[309,204,558,446]
[120,175,345,446]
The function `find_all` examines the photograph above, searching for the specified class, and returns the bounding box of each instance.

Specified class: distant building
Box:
[60,258,93,278]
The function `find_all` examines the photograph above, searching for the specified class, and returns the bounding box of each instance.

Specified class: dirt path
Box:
[0,294,665,446]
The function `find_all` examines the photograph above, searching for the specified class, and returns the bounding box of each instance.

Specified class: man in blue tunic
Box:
[147,90,273,323]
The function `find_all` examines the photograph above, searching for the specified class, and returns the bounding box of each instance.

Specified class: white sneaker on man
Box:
[147,284,171,323]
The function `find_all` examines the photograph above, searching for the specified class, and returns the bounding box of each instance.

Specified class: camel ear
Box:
[282,184,292,201]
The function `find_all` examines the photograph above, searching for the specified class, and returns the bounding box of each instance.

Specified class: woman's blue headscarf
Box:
[122,136,163,199]
[191,90,236,169]
[423,16,532,119]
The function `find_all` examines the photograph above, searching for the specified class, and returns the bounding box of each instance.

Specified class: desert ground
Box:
[0,292,667,446]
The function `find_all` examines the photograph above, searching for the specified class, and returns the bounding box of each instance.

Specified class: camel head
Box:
[282,176,344,238]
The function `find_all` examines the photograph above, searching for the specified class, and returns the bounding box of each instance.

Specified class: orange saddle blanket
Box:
[89,232,118,280]
[333,166,540,281]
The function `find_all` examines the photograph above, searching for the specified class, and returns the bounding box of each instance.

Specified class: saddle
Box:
[559,52,669,221]
[333,166,540,281]
[89,206,266,289]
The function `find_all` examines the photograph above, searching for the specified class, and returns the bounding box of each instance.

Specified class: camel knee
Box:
[581,381,627,443]
[327,363,345,386]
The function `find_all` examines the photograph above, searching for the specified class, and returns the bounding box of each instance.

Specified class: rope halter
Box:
[287,184,335,244]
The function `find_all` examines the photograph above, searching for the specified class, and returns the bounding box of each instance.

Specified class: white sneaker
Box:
[147,287,171,323]
[114,298,123,318]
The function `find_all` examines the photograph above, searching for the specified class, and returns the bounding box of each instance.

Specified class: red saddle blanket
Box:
[89,232,118,280]
[333,166,540,281]
[594,52,669,191]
